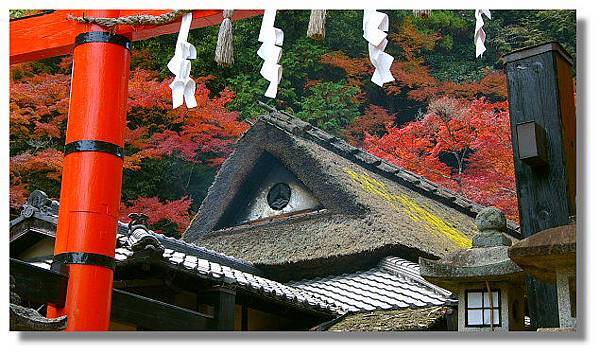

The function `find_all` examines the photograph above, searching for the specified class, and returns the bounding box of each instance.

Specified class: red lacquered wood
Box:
[49,10,129,331]
[10,9,263,64]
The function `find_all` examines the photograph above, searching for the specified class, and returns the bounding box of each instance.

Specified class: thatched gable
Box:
[184,110,519,281]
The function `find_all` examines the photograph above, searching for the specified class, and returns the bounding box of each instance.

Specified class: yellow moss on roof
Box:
[345,168,472,249]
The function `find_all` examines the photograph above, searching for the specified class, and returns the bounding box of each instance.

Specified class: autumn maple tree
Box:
[344,104,396,146]
[365,96,518,220]
[10,10,575,234]
[10,57,248,234]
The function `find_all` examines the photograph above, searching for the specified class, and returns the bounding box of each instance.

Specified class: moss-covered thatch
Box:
[184,110,518,280]
[325,306,449,331]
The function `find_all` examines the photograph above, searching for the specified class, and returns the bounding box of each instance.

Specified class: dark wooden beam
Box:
[10,258,215,330]
[111,289,214,331]
[235,290,333,329]
[9,258,67,307]
[502,42,576,328]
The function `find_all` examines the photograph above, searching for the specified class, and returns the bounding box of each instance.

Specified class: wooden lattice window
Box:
[465,290,501,327]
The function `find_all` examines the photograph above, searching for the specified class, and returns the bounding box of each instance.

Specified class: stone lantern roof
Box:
[508,223,576,283]
[419,207,525,288]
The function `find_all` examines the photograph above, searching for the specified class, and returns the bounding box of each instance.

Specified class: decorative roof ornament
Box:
[124,212,165,260]
[126,212,151,246]
[474,9,491,58]
[167,12,198,108]
[215,10,235,67]
[257,9,284,98]
[362,10,395,87]
[19,189,59,219]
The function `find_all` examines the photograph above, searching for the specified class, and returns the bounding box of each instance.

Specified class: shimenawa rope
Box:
[67,10,191,28]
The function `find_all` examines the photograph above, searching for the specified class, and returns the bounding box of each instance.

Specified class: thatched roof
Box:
[184,110,519,280]
[322,306,450,331]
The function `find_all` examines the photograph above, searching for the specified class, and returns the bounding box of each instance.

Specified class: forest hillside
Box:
[9,10,576,237]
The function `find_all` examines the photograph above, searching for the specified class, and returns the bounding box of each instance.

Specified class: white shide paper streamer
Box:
[257,10,284,98]
[167,12,198,109]
[363,10,394,87]
[474,9,491,58]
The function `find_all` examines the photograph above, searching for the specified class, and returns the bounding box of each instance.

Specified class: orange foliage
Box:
[9,65,249,223]
[389,16,441,61]
[344,105,396,146]
[320,51,371,88]
[365,97,518,221]
[10,149,64,209]
[120,196,193,233]
[124,70,249,170]
[10,72,70,141]
[321,48,506,103]
[388,61,507,102]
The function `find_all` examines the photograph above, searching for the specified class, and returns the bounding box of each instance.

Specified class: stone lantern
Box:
[419,207,527,331]
[508,223,576,330]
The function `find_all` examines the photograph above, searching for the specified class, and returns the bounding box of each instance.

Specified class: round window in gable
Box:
[267,183,291,210]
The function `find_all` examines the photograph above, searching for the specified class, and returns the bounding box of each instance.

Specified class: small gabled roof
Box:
[184,109,520,280]
[288,257,455,314]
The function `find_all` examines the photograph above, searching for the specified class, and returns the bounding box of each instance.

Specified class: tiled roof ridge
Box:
[257,105,520,237]
[378,257,453,299]
[12,192,260,275]
[114,241,343,315]
[117,223,260,275]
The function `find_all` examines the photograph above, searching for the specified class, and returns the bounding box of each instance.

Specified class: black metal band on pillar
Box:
[64,140,124,160]
[52,252,116,270]
[74,31,132,51]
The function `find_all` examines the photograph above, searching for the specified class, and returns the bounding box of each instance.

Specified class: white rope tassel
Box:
[474,9,491,58]
[215,10,234,67]
[363,10,394,87]
[257,9,284,98]
[307,10,327,40]
[167,12,197,108]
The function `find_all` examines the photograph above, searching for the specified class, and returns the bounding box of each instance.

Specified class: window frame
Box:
[464,289,502,328]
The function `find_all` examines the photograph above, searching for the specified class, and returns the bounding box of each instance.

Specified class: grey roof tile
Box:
[288,257,455,312]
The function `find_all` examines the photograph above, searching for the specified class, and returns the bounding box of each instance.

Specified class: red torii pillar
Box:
[10,8,263,331]
[46,10,131,331]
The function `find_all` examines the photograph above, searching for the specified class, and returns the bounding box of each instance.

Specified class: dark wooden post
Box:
[241,304,249,331]
[502,42,576,328]
[208,286,236,330]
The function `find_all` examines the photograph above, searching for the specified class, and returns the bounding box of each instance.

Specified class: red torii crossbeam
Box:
[10,9,262,64]
[10,9,262,331]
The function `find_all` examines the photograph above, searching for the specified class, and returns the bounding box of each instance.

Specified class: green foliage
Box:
[492,10,576,67]
[122,158,215,212]
[323,11,368,57]
[10,9,575,234]
[296,81,360,133]
[224,74,269,120]
[9,10,38,19]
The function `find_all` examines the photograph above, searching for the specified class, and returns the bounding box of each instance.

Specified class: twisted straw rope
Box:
[67,10,191,28]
